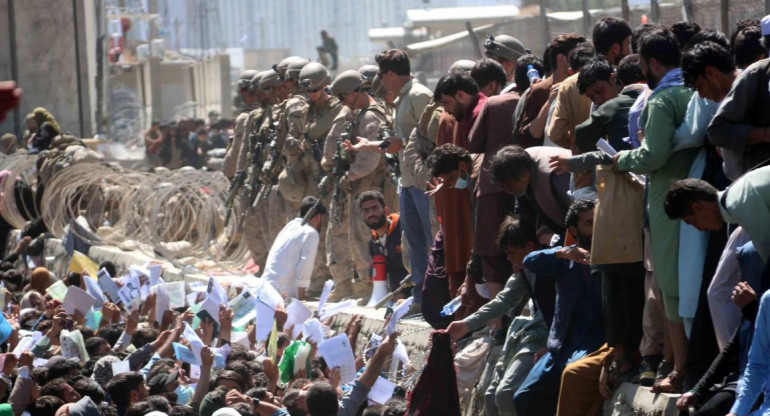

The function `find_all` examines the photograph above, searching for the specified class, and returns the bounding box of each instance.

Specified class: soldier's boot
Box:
[327,280,353,303]
[352,279,372,305]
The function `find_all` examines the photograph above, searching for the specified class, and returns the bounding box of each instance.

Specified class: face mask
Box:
[454,172,468,190]
[175,384,194,405]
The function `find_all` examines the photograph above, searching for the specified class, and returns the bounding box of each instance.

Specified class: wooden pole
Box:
[464,21,483,60]
[621,0,630,22]
[683,0,694,21]
[720,0,729,35]
[650,0,659,23]
[540,2,550,48]
[582,0,590,37]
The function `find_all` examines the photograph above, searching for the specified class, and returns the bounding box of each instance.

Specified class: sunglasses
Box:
[307,86,324,93]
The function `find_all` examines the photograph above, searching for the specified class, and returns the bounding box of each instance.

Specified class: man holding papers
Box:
[262,196,326,300]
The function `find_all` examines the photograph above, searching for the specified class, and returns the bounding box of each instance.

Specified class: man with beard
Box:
[490,145,571,241]
[262,196,325,301]
[612,27,698,393]
[430,73,487,318]
[359,191,408,303]
[422,143,475,327]
[513,199,604,416]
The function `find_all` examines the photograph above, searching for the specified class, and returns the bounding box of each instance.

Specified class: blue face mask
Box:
[454,172,469,190]
[175,384,194,405]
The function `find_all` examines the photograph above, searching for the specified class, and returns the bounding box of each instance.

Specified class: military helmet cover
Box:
[483,35,529,62]
[258,70,282,90]
[286,58,312,81]
[299,63,330,90]
[330,70,364,95]
[448,59,475,74]
[238,69,259,89]
[357,65,380,85]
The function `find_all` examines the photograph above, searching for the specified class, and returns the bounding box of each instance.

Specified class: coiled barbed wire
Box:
[0,154,41,229]
[37,162,248,269]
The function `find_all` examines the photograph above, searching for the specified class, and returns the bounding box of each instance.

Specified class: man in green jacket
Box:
[612,27,698,393]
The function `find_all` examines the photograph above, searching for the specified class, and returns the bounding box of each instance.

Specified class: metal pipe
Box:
[464,21,483,60]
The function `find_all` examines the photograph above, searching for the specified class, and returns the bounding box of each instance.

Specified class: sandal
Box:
[608,357,636,386]
[651,370,683,394]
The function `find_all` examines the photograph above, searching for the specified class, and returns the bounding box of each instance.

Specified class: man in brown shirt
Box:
[514,34,586,148]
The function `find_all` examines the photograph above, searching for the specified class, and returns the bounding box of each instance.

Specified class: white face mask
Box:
[454,171,469,190]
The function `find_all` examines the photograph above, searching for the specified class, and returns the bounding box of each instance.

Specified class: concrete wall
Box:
[243,49,292,71]
[0,0,96,139]
[191,55,232,120]
[160,60,196,120]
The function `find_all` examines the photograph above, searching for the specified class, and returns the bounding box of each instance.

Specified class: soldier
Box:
[325,70,391,302]
[223,69,259,180]
[232,70,287,267]
[257,70,293,242]
[358,65,379,90]
[279,62,343,294]
[321,96,357,302]
[344,50,433,311]
[286,58,311,91]
[483,35,529,92]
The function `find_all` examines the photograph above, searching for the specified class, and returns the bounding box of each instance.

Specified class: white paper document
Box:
[318,334,357,385]
[319,299,357,321]
[255,300,275,342]
[230,290,258,328]
[111,360,130,376]
[148,264,163,286]
[387,297,413,335]
[117,274,141,309]
[13,331,42,357]
[302,318,327,344]
[283,299,312,339]
[183,323,204,364]
[368,376,396,405]
[83,275,107,309]
[97,268,121,304]
[316,280,334,317]
[63,286,96,316]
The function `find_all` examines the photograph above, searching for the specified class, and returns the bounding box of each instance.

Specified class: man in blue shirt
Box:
[513,200,605,416]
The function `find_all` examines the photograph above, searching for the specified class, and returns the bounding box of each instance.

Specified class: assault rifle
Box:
[251,121,281,210]
[243,138,266,212]
[224,170,245,227]
[378,126,401,186]
[306,133,324,162]
[330,123,352,223]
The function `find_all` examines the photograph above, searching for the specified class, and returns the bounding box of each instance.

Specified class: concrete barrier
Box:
[604,382,681,416]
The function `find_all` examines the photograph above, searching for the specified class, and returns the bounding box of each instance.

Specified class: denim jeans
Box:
[399,185,432,303]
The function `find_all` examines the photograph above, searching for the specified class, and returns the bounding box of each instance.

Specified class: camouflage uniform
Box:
[342,104,391,298]
[323,106,357,295]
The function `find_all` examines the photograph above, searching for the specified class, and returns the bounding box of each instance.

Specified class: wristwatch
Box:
[251,397,261,408]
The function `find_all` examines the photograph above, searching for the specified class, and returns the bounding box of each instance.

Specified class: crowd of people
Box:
[0,10,769,416]
[219,12,770,416]
[143,115,234,170]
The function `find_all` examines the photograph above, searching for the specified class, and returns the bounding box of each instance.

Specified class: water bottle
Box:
[526,65,540,83]
[440,295,463,317]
